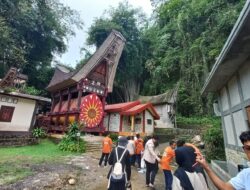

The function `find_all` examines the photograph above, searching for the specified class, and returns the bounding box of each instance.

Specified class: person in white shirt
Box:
[196,130,250,190]
[127,136,136,166]
[142,135,161,188]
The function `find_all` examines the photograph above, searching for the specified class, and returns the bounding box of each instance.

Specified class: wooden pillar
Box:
[58,91,63,112]
[99,88,108,131]
[56,91,62,127]
[143,111,145,133]
[50,95,55,113]
[131,115,135,132]
[65,88,71,126]
[119,115,123,132]
[76,84,83,121]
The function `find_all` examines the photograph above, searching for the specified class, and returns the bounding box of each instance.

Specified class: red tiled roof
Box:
[121,103,160,120]
[105,101,140,112]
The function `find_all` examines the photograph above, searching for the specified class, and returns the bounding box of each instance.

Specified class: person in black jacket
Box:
[107,136,131,190]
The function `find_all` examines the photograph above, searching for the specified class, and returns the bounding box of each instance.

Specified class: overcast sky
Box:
[57,0,153,67]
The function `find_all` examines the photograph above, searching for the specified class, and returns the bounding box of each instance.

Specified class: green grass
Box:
[0,139,79,185]
[176,116,221,128]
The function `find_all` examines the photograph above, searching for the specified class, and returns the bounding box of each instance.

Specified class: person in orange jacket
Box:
[135,133,144,169]
[99,134,113,167]
[161,140,177,190]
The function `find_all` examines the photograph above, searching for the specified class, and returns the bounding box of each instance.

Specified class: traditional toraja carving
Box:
[45,30,126,133]
[0,67,28,89]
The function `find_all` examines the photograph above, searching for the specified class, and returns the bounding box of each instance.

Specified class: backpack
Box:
[108,148,127,188]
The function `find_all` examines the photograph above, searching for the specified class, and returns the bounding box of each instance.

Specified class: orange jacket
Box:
[161,146,175,171]
[102,137,113,153]
[135,138,144,155]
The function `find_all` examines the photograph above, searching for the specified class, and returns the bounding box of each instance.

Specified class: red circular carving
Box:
[79,94,104,128]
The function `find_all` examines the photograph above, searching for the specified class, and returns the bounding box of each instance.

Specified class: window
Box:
[135,118,141,124]
[0,106,15,122]
[147,119,152,125]
[246,106,250,126]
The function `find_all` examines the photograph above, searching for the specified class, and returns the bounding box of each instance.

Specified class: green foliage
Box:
[32,128,47,138]
[0,139,78,185]
[22,86,41,96]
[58,123,86,153]
[87,2,149,102]
[109,133,118,143]
[177,115,220,127]
[142,0,245,116]
[203,122,226,162]
[177,115,225,161]
[0,0,83,93]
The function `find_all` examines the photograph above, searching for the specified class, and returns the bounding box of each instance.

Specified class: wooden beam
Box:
[131,115,135,132]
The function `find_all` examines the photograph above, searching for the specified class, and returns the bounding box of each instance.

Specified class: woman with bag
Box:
[107,136,131,190]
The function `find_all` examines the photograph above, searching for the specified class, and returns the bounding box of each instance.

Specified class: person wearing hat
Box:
[107,136,131,190]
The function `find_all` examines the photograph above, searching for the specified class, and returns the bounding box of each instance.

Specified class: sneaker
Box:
[98,165,101,168]
[138,169,144,174]
[146,184,149,187]
[149,183,154,188]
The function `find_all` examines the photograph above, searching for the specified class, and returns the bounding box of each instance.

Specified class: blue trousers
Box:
[163,170,173,190]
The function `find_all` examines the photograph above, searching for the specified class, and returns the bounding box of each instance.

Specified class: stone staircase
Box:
[85,141,102,153]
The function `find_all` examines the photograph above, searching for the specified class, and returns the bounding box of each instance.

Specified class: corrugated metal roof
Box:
[138,88,177,105]
[105,101,140,112]
[121,103,160,120]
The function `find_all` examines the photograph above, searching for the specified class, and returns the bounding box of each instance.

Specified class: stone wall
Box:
[225,147,247,176]
[225,148,246,166]
[154,128,203,143]
[0,132,38,147]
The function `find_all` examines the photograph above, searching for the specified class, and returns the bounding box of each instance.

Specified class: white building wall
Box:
[239,62,250,100]
[134,113,143,133]
[220,87,229,111]
[223,115,236,145]
[122,116,130,132]
[145,110,154,134]
[106,113,120,132]
[232,110,248,146]
[103,114,109,130]
[154,104,173,128]
[0,96,35,131]
[228,76,241,107]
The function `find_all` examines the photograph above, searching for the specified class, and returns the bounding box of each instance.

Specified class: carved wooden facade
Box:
[46,30,126,133]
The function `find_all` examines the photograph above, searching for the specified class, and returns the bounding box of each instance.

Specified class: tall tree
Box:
[144,0,244,116]
[86,2,148,102]
[0,0,83,94]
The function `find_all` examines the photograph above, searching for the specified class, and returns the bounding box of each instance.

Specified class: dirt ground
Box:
[0,150,166,190]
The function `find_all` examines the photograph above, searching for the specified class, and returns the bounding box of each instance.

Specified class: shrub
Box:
[203,120,226,162]
[109,133,118,143]
[58,122,86,153]
[22,86,41,95]
[32,128,47,138]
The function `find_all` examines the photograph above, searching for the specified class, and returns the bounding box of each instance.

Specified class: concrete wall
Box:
[0,95,36,131]
[104,113,120,132]
[218,61,250,176]
[134,113,143,133]
[145,110,154,134]
[154,104,173,128]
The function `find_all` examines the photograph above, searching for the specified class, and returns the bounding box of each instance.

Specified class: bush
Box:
[109,133,118,143]
[32,128,47,138]
[203,120,226,162]
[58,122,86,153]
[176,116,220,128]
[21,86,41,95]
